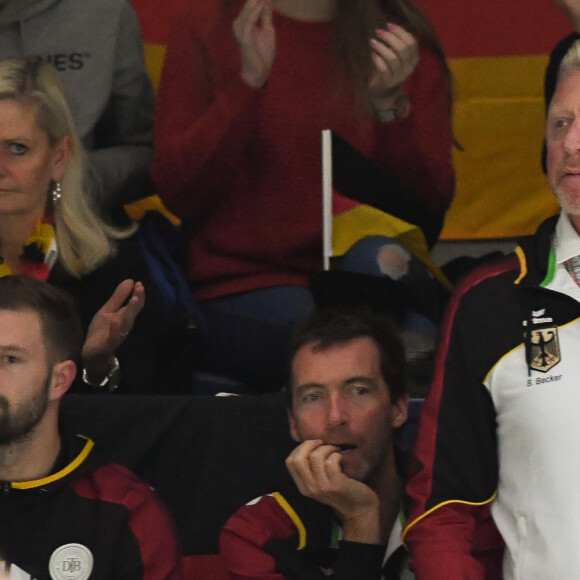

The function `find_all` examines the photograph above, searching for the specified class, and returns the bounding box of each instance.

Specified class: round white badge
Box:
[49,544,93,580]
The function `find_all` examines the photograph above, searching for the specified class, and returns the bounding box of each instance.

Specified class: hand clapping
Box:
[555,0,580,32]
[369,22,419,107]
[233,0,276,88]
[81,279,145,379]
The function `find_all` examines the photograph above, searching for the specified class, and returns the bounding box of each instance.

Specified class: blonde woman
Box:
[0,58,193,394]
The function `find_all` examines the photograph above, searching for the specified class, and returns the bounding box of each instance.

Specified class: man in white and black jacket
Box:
[0,276,181,580]
[404,36,580,580]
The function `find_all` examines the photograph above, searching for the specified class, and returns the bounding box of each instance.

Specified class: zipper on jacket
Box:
[1,481,10,495]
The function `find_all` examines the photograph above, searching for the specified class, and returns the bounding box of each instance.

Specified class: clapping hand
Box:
[555,0,580,31]
[233,0,276,88]
[369,22,419,108]
[81,279,145,380]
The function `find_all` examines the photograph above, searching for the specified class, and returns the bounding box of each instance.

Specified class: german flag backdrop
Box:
[418,0,571,239]
[132,0,572,240]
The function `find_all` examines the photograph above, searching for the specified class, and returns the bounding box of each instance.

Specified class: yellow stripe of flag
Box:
[442,55,560,240]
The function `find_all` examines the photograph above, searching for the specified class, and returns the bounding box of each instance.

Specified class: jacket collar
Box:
[515,214,559,288]
[7,433,94,492]
[275,482,338,551]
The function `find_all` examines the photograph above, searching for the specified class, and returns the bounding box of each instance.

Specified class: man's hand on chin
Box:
[285,439,381,544]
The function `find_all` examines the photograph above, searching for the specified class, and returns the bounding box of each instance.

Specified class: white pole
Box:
[321,129,332,271]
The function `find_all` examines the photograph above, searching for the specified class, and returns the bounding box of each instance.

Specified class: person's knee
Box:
[376,243,412,280]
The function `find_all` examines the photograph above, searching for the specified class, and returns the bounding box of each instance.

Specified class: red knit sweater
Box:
[152,0,455,300]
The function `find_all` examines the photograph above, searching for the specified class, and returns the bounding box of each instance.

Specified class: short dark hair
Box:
[0,276,83,364]
[286,307,407,406]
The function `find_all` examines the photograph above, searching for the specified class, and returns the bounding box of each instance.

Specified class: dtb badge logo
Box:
[49,544,93,580]
[529,325,561,372]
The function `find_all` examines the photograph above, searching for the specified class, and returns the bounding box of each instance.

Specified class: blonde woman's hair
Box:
[0,57,134,277]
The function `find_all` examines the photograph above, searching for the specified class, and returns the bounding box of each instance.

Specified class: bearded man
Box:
[0,275,181,580]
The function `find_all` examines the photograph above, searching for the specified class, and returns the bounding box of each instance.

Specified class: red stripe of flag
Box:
[417,0,571,58]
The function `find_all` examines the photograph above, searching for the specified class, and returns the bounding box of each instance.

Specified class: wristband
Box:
[82,356,120,392]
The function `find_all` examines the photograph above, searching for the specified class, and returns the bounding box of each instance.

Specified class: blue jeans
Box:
[199,286,315,391]
[199,237,439,390]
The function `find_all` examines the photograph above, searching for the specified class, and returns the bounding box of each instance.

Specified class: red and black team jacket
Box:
[221,482,410,580]
[403,214,580,579]
[0,429,182,580]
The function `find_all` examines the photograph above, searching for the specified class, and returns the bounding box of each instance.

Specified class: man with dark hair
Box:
[220,308,411,579]
[0,276,181,579]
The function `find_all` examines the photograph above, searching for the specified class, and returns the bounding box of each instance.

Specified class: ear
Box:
[391,393,409,429]
[287,409,301,443]
[48,359,77,401]
[50,135,72,182]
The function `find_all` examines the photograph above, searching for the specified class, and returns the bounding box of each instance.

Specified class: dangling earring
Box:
[51,181,62,203]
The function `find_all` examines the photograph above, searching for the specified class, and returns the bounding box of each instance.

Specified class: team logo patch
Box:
[49,544,93,580]
[529,325,561,372]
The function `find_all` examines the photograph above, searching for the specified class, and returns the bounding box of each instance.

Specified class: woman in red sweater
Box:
[153,0,454,389]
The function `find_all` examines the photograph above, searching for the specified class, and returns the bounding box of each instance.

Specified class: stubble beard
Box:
[0,371,51,446]
[346,434,392,486]
[341,454,372,483]
[556,185,580,216]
